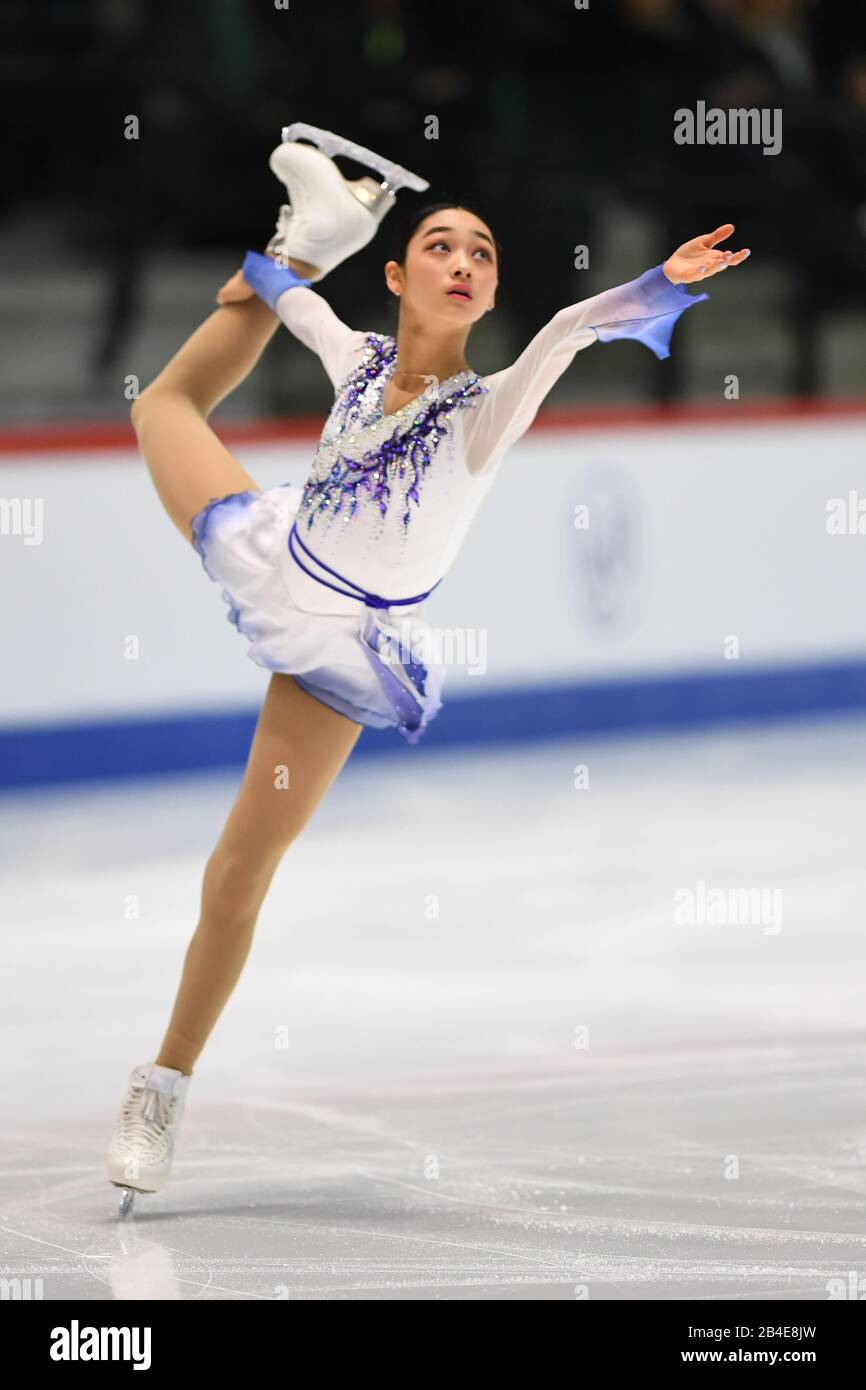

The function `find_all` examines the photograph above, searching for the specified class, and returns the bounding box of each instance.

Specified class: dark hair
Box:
[384,200,503,317]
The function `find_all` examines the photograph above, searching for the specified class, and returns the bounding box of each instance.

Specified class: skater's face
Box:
[386,208,498,326]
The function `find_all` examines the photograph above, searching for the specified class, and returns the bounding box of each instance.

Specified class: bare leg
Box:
[130,253,316,544]
[155,673,363,1076]
[130,297,277,542]
[132,254,361,1076]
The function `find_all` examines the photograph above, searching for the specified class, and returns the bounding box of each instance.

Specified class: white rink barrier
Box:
[2,409,866,783]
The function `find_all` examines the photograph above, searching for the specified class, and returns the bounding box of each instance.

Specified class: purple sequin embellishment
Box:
[299,332,487,536]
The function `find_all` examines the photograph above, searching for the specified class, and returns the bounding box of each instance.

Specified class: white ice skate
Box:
[107,1062,191,1217]
[266,122,429,281]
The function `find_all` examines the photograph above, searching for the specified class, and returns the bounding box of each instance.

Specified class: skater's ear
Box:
[384,259,405,299]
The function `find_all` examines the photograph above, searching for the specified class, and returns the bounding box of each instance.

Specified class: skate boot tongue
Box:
[132,1062,188,1095]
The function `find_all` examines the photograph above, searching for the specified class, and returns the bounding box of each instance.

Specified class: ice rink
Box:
[2,716,865,1301]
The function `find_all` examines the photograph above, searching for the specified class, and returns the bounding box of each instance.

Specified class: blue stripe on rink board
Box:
[3,659,866,789]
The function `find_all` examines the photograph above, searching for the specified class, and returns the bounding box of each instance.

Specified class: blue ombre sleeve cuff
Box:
[241,251,312,312]
[592,264,709,360]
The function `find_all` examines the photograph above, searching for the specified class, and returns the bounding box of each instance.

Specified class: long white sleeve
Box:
[275,286,366,390]
[464,265,708,474]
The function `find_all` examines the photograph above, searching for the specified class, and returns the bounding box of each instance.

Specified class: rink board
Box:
[2,409,866,786]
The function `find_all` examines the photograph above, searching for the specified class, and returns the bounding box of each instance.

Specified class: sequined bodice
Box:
[298,333,488,544]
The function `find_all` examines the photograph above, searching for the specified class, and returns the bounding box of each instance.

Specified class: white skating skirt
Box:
[189,483,446,744]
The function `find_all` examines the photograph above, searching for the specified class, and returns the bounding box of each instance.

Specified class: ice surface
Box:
[1,718,865,1300]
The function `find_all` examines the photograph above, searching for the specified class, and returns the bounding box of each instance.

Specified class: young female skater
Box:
[107,124,749,1213]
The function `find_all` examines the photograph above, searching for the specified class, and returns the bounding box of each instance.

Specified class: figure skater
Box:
[107,123,749,1214]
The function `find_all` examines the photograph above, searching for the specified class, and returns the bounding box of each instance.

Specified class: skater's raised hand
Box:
[662,225,750,285]
[216,249,320,306]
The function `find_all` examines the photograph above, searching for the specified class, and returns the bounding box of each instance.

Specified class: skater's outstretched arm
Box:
[464,224,750,474]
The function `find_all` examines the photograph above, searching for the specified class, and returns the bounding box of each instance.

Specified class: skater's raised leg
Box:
[130,254,313,545]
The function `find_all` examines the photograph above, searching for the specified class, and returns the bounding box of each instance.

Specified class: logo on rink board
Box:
[571,459,645,631]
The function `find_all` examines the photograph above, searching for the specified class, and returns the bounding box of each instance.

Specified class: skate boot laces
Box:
[116,1065,187,1158]
[266,204,294,259]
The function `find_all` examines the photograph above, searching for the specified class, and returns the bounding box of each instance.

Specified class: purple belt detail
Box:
[288,522,441,609]
[286,523,441,740]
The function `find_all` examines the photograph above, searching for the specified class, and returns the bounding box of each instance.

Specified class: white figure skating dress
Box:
[190,264,708,743]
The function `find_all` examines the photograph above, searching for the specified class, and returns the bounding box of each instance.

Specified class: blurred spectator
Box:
[0,0,863,416]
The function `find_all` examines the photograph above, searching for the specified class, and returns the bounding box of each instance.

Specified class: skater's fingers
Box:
[703,247,751,276]
[703,223,735,247]
[707,249,750,274]
[216,270,256,305]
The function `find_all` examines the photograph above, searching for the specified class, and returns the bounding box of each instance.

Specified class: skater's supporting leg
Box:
[154,673,363,1075]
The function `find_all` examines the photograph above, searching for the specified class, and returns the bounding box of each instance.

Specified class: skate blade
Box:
[281,122,429,194]
[111,1184,138,1217]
